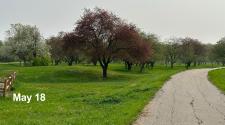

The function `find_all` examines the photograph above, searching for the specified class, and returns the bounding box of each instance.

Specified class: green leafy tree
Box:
[6,23,47,65]
[179,38,195,69]
[164,38,180,68]
[213,37,225,65]
[0,42,17,62]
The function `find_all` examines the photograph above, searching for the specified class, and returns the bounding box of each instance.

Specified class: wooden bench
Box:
[0,72,16,97]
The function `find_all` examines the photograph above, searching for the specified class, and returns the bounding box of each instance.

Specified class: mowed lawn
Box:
[208,68,225,93]
[0,63,185,125]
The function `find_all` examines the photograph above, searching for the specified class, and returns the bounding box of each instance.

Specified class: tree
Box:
[141,33,161,69]
[46,32,65,65]
[179,37,203,69]
[75,8,144,78]
[120,29,153,72]
[191,40,206,66]
[116,24,149,71]
[164,38,180,68]
[179,38,194,69]
[62,32,82,66]
[0,42,17,62]
[137,40,152,72]
[206,44,216,66]
[31,26,41,58]
[117,31,137,70]
[0,40,3,47]
[213,37,225,65]
[5,23,43,65]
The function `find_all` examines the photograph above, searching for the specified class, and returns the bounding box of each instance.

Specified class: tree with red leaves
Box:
[117,30,153,71]
[75,8,151,78]
[115,23,142,71]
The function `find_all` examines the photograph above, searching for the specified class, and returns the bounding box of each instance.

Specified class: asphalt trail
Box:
[134,69,225,125]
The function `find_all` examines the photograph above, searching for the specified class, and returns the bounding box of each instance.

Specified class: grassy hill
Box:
[0,63,201,125]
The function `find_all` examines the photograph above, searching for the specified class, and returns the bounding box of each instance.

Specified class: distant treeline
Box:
[0,8,224,78]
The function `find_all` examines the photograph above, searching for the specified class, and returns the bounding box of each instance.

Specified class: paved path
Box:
[134,69,225,125]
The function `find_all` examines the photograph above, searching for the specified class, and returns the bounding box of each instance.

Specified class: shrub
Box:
[32,56,51,66]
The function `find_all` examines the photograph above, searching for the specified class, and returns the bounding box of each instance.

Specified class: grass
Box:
[208,68,225,93]
[0,63,216,125]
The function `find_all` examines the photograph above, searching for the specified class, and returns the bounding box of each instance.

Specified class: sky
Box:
[1,0,225,43]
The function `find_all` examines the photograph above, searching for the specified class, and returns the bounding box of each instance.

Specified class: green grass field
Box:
[0,63,218,125]
[208,68,225,93]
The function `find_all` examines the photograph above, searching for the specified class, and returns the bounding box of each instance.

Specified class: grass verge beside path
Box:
[208,68,225,93]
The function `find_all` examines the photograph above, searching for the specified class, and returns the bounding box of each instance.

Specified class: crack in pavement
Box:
[170,83,176,125]
[190,97,204,125]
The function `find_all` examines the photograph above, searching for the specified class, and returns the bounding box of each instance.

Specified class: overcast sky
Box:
[1,0,225,43]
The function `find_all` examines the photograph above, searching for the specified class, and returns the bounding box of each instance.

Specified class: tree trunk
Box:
[170,62,174,68]
[186,62,191,69]
[193,61,197,67]
[127,63,132,71]
[55,60,60,65]
[23,59,26,66]
[98,58,110,79]
[92,58,97,66]
[150,61,154,69]
[125,61,132,71]
[99,61,108,79]
[33,52,37,58]
[93,61,97,66]
[140,63,145,72]
[67,56,74,66]
[68,61,73,66]
[124,61,132,71]
[102,66,107,79]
